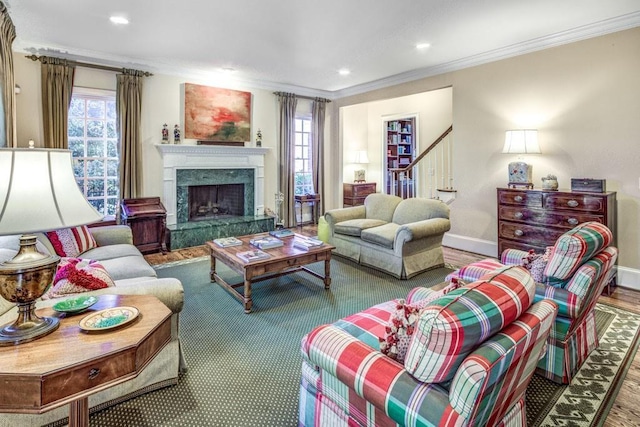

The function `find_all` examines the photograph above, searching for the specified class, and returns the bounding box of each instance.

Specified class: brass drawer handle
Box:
[88,368,101,380]
[514,212,524,219]
[514,229,524,237]
[567,200,579,208]
[514,195,523,202]
[567,217,579,225]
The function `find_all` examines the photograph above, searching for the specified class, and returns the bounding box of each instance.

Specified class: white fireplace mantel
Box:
[155,144,270,226]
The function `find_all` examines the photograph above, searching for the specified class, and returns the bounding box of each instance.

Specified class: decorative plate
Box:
[79,306,139,331]
[52,295,99,313]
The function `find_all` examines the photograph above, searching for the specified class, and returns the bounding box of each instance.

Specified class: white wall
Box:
[331,27,640,286]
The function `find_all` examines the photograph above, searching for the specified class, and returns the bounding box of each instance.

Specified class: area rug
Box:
[83,257,640,427]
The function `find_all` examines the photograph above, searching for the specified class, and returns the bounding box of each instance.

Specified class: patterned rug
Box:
[81,257,639,427]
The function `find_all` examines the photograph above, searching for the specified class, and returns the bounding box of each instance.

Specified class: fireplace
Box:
[188,183,245,221]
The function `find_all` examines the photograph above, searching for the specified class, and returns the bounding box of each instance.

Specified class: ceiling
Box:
[6,0,640,98]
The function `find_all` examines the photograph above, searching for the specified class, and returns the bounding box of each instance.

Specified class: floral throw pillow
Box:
[42,257,115,300]
[380,278,464,362]
[46,226,97,258]
[521,247,552,282]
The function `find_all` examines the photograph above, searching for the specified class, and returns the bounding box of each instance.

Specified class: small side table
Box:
[294,194,321,226]
[120,197,168,254]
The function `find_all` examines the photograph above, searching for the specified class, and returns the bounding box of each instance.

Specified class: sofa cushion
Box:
[392,198,449,225]
[334,218,387,237]
[81,243,144,261]
[404,266,535,383]
[364,193,402,222]
[43,257,115,299]
[98,256,157,281]
[361,223,400,249]
[544,222,613,283]
[46,226,97,258]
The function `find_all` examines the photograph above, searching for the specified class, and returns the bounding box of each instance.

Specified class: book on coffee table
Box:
[269,229,294,238]
[250,236,284,249]
[292,235,324,251]
[237,249,271,262]
[213,237,243,248]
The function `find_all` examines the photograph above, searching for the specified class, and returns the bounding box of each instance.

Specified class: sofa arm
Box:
[395,218,450,245]
[92,277,184,314]
[90,225,134,246]
[302,324,448,425]
[324,206,366,230]
[533,283,580,318]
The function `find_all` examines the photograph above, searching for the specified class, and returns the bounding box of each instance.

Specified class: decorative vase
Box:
[541,176,558,190]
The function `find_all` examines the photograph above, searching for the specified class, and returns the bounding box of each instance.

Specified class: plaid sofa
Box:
[299,266,558,426]
[448,222,618,384]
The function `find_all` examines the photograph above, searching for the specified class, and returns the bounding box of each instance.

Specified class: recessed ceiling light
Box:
[109,16,129,25]
[416,43,431,49]
[338,69,351,76]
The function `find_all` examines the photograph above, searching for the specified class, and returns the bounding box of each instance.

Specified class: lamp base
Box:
[0,302,59,345]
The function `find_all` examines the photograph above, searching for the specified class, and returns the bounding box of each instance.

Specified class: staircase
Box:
[387,125,456,203]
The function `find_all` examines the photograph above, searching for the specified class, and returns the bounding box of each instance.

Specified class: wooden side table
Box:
[294,194,321,225]
[120,197,168,254]
[0,294,172,427]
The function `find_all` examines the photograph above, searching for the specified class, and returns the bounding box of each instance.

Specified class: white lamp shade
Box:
[353,150,370,164]
[0,149,103,235]
[502,130,541,154]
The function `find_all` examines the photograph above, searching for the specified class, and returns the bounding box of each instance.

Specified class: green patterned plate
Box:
[52,295,99,313]
[79,306,139,331]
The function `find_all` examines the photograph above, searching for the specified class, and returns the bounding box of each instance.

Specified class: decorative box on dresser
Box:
[343,182,376,207]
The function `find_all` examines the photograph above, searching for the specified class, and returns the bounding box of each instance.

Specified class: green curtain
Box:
[0,1,15,148]
[41,57,75,149]
[311,98,328,216]
[116,69,144,199]
[276,92,297,227]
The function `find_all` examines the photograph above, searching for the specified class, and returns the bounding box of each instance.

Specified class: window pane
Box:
[87,159,104,177]
[295,119,303,132]
[107,140,118,157]
[69,98,85,117]
[295,146,303,159]
[302,133,309,145]
[87,100,105,119]
[107,159,119,177]
[107,179,119,196]
[89,198,105,213]
[87,140,105,157]
[87,179,104,197]
[87,120,104,138]
[106,198,118,216]
[68,118,85,137]
[106,101,116,120]
[107,121,116,138]
[295,159,304,172]
[73,159,85,177]
[68,139,85,157]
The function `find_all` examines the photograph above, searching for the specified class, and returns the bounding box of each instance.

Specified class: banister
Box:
[394,125,452,174]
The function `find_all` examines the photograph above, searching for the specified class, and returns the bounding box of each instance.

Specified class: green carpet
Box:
[83,257,640,427]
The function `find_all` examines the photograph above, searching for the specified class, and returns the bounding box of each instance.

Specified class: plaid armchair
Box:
[299,266,558,426]
[449,222,618,384]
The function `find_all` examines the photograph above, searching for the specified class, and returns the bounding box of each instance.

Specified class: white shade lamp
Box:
[353,150,369,183]
[502,130,540,189]
[0,148,103,345]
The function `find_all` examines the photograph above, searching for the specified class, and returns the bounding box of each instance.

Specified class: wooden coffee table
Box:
[0,294,172,427]
[207,233,335,313]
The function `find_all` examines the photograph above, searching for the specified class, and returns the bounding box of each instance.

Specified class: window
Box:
[67,89,119,218]
[294,117,313,195]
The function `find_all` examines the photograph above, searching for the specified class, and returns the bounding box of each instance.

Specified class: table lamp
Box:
[0,148,103,345]
[502,129,540,189]
[353,150,369,183]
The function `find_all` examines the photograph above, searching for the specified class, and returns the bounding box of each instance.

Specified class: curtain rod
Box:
[26,54,153,77]
[273,91,331,102]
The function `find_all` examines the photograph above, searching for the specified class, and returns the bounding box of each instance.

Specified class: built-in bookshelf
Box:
[385,117,416,197]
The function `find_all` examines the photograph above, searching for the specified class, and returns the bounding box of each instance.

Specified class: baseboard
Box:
[443,233,640,292]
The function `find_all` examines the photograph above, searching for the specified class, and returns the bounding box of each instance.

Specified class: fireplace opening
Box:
[188,184,245,222]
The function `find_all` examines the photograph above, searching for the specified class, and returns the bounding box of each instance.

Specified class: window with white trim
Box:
[294,117,313,195]
[67,89,119,218]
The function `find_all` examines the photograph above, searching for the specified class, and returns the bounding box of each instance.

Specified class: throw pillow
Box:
[42,257,115,300]
[46,226,97,258]
[380,278,464,362]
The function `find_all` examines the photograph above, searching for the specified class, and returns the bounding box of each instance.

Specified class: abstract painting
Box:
[184,83,251,142]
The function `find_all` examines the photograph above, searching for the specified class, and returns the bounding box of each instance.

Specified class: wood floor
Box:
[144,227,640,426]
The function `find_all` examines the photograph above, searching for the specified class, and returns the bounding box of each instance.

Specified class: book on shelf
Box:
[250,236,284,249]
[269,229,294,238]
[213,236,243,247]
[292,234,324,251]
[237,249,270,262]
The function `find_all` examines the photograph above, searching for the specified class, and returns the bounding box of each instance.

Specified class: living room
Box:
[2,1,640,426]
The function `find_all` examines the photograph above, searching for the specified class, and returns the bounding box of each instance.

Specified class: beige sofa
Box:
[325,193,451,279]
[0,225,185,426]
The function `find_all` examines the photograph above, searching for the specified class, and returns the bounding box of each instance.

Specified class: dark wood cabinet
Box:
[120,197,168,254]
[497,188,617,255]
[343,182,376,206]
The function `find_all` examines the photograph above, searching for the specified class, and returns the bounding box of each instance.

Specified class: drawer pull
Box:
[88,368,101,380]
[567,200,579,208]
[514,229,524,237]
[567,217,579,225]
[513,195,523,202]
[514,212,524,219]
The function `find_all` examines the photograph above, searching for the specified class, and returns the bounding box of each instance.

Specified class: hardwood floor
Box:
[144,227,640,426]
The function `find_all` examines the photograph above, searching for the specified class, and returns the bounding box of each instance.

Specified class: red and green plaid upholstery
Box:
[405,266,535,383]
[446,258,504,283]
[299,299,558,426]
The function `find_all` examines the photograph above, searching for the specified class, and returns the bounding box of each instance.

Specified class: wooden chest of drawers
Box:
[343,182,376,206]
[497,188,617,255]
